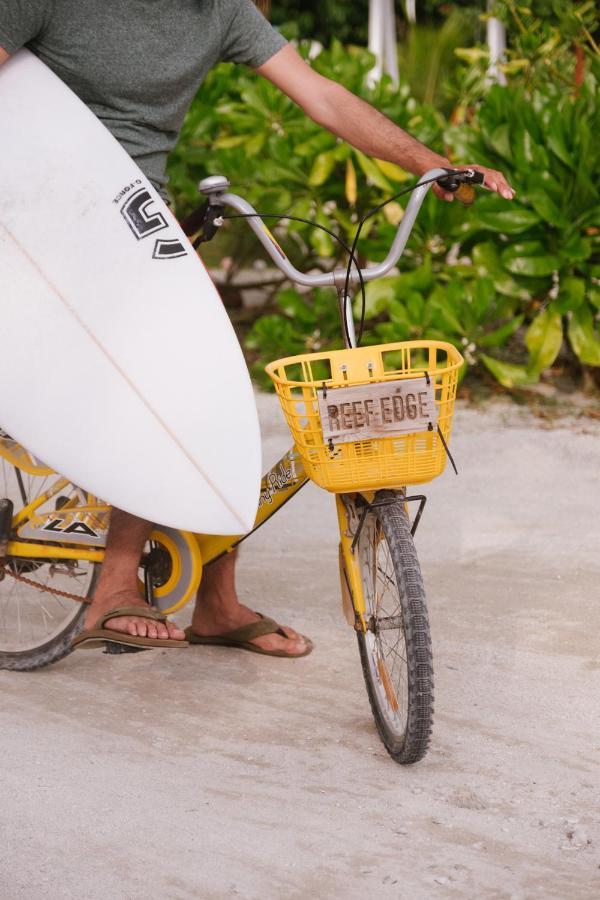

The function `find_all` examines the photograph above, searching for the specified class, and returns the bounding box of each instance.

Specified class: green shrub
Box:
[168,17,600,390]
[444,74,600,385]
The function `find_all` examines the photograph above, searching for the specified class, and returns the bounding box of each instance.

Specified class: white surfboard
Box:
[0,50,260,534]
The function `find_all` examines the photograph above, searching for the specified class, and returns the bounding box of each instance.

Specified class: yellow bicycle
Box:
[0,167,478,764]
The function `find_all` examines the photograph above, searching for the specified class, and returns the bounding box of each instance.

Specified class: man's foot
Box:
[84,592,186,641]
[191,601,311,657]
[81,508,185,643]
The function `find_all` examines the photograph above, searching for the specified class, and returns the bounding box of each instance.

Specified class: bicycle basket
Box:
[266,341,463,493]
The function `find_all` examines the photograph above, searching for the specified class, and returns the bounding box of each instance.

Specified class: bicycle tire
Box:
[0,564,97,671]
[354,489,434,764]
[0,442,100,670]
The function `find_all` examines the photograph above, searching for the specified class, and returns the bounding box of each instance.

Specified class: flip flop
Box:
[184,613,313,658]
[71,605,189,651]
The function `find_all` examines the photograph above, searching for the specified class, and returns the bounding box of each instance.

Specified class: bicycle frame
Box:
[2,168,458,630]
[2,437,373,631]
[1,165,481,766]
[1,442,308,604]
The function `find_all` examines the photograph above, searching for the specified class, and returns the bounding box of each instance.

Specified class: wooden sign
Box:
[317,377,437,445]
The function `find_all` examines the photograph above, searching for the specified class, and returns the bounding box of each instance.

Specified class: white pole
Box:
[486,0,507,85]
[368,0,399,86]
[383,0,400,84]
[368,0,384,83]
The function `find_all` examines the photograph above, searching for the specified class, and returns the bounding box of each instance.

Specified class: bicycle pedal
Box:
[103,641,149,655]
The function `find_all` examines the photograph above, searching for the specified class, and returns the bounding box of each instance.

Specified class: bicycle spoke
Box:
[355,495,433,764]
[0,454,94,656]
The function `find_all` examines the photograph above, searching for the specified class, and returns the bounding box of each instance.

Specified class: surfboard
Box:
[0,50,261,534]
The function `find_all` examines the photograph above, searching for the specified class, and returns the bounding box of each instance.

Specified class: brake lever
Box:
[180,200,224,245]
[454,183,476,206]
[436,167,485,206]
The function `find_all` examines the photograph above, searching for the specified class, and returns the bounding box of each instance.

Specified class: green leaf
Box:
[547,120,574,170]
[503,255,557,278]
[511,126,536,170]
[276,288,315,326]
[354,151,393,192]
[212,134,248,150]
[287,196,314,232]
[524,184,566,228]
[373,158,410,183]
[240,85,272,117]
[428,285,464,336]
[388,300,410,330]
[395,259,435,296]
[478,315,525,348]
[487,123,512,162]
[588,287,600,311]
[475,207,541,235]
[561,234,592,263]
[356,279,396,319]
[294,132,336,158]
[308,210,335,257]
[405,290,426,324]
[471,277,495,321]
[501,242,557,278]
[554,277,585,315]
[525,309,563,374]
[472,243,530,299]
[481,355,539,388]
[374,320,408,343]
[244,132,266,156]
[568,306,600,366]
[500,58,530,76]
[454,47,490,64]
[308,150,338,187]
[528,192,565,229]
[245,315,304,356]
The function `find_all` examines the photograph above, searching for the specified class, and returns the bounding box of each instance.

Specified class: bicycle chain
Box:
[0,562,91,604]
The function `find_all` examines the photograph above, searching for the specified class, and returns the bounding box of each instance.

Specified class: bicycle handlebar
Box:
[196,166,483,291]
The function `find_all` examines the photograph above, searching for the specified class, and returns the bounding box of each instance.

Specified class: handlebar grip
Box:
[455,183,476,206]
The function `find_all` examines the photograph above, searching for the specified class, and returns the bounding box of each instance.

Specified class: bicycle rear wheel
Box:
[0,443,97,670]
[353,490,434,764]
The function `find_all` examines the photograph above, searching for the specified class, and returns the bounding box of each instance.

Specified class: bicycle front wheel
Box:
[354,490,434,764]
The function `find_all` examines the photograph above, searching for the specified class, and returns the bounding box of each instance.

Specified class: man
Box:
[0,1,513,657]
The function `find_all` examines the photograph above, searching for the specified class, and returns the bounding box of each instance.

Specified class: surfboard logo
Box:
[120,187,187,260]
[153,239,188,260]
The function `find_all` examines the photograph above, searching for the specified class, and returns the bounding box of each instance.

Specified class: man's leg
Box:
[85,508,185,640]
[191,549,310,655]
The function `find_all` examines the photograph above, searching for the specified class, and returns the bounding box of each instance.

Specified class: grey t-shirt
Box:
[0,1,286,193]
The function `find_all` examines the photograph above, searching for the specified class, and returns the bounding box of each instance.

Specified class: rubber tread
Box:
[0,566,98,671]
[356,489,434,764]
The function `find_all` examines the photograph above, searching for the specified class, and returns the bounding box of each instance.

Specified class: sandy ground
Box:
[1,393,599,900]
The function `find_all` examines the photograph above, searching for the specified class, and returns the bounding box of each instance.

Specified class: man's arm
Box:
[0,47,9,65]
[257,45,514,202]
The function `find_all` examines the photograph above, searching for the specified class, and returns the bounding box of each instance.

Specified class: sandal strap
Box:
[95,605,168,629]
[216,614,285,643]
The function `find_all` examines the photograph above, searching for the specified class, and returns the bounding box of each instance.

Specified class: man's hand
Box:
[433,165,515,202]
[258,45,514,203]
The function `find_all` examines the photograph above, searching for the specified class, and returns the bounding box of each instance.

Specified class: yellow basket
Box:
[265,340,463,493]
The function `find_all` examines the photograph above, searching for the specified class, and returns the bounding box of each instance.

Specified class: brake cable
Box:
[343,170,481,345]
[218,212,365,349]
[191,169,481,349]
